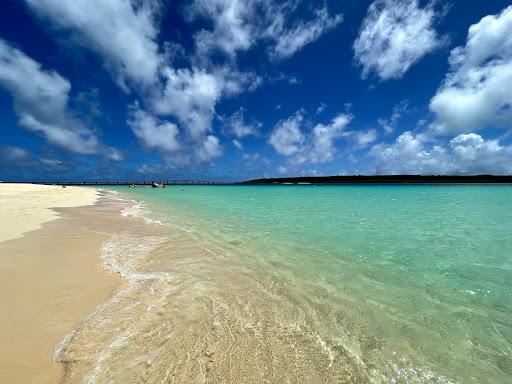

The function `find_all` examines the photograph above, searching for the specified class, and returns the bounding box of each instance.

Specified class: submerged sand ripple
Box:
[55,225,374,383]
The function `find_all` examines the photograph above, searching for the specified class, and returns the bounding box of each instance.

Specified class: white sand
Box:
[0,184,125,384]
[0,184,98,243]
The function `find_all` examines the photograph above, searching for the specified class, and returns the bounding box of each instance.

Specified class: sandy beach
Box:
[0,184,124,384]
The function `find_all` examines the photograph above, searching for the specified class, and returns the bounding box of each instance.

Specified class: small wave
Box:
[389,359,457,384]
[53,327,79,363]
[120,200,142,217]
[102,234,170,282]
[120,200,164,226]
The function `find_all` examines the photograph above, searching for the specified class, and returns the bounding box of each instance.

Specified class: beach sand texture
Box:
[0,184,122,384]
[0,184,99,243]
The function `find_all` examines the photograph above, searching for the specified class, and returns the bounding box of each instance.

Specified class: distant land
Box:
[3,175,512,186]
[243,175,512,184]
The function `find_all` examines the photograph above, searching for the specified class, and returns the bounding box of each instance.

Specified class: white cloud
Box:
[299,113,352,164]
[243,152,260,162]
[347,129,378,150]
[0,145,73,172]
[21,0,341,169]
[148,66,257,166]
[188,0,342,61]
[24,0,254,167]
[0,39,106,155]
[188,0,255,60]
[269,112,305,156]
[127,103,223,165]
[197,135,222,162]
[430,5,512,135]
[0,146,31,163]
[151,67,223,140]
[232,139,243,150]
[378,100,409,134]
[277,165,289,174]
[316,102,327,114]
[18,115,99,154]
[268,7,343,60]
[24,0,161,91]
[127,104,180,152]
[220,108,261,138]
[370,131,512,174]
[354,0,445,80]
[269,111,353,164]
[150,67,259,142]
[106,148,124,162]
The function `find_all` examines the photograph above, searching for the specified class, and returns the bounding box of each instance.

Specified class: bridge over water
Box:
[9,180,239,186]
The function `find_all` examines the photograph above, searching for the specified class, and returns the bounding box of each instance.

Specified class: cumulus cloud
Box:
[269,111,353,164]
[220,108,261,138]
[430,5,512,135]
[370,131,512,175]
[346,129,378,150]
[269,112,305,156]
[299,113,353,164]
[127,103,223,165]
[188,0,342,61]
[354,0,446,80]
[24,0,251,167]
[141,133,223,169]
[20,0,339,170]
[127,104,180,152]
[150,67,259,142]
[24,0,161,91]
[0,39,117,156]
[187,0,255,60]
[196,135,223,162]
[151,67,223,140]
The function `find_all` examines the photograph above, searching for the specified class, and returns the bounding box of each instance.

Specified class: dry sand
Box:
[0,184,126,384]
[0,184,99,243]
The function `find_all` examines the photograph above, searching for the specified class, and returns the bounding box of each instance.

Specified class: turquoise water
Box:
[81,185,512,382]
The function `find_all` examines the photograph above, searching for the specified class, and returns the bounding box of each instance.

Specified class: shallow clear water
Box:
[64,185,512,383]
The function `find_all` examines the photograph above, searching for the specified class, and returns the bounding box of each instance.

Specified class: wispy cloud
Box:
[220,108,262,138]
[378,100,409,134]
[269,111,354,165]
[188,0,342,61]
[354,0,446,80]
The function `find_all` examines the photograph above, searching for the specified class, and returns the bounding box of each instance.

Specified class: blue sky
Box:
[1,0,512,181]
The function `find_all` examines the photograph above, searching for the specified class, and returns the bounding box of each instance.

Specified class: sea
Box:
[55,185,512,383]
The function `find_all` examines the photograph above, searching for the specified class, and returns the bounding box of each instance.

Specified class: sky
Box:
[1,0,512,181]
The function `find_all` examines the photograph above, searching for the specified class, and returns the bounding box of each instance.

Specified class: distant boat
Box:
[151,182,165,188]
[129,184,136,188]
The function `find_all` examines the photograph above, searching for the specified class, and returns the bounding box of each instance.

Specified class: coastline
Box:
[1,184,509,382]
[0,185,128,384]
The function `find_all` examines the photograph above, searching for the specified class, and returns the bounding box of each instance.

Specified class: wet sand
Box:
[0,186,128,384]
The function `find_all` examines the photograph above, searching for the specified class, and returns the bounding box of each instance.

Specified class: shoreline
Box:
[0,185,130,384]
